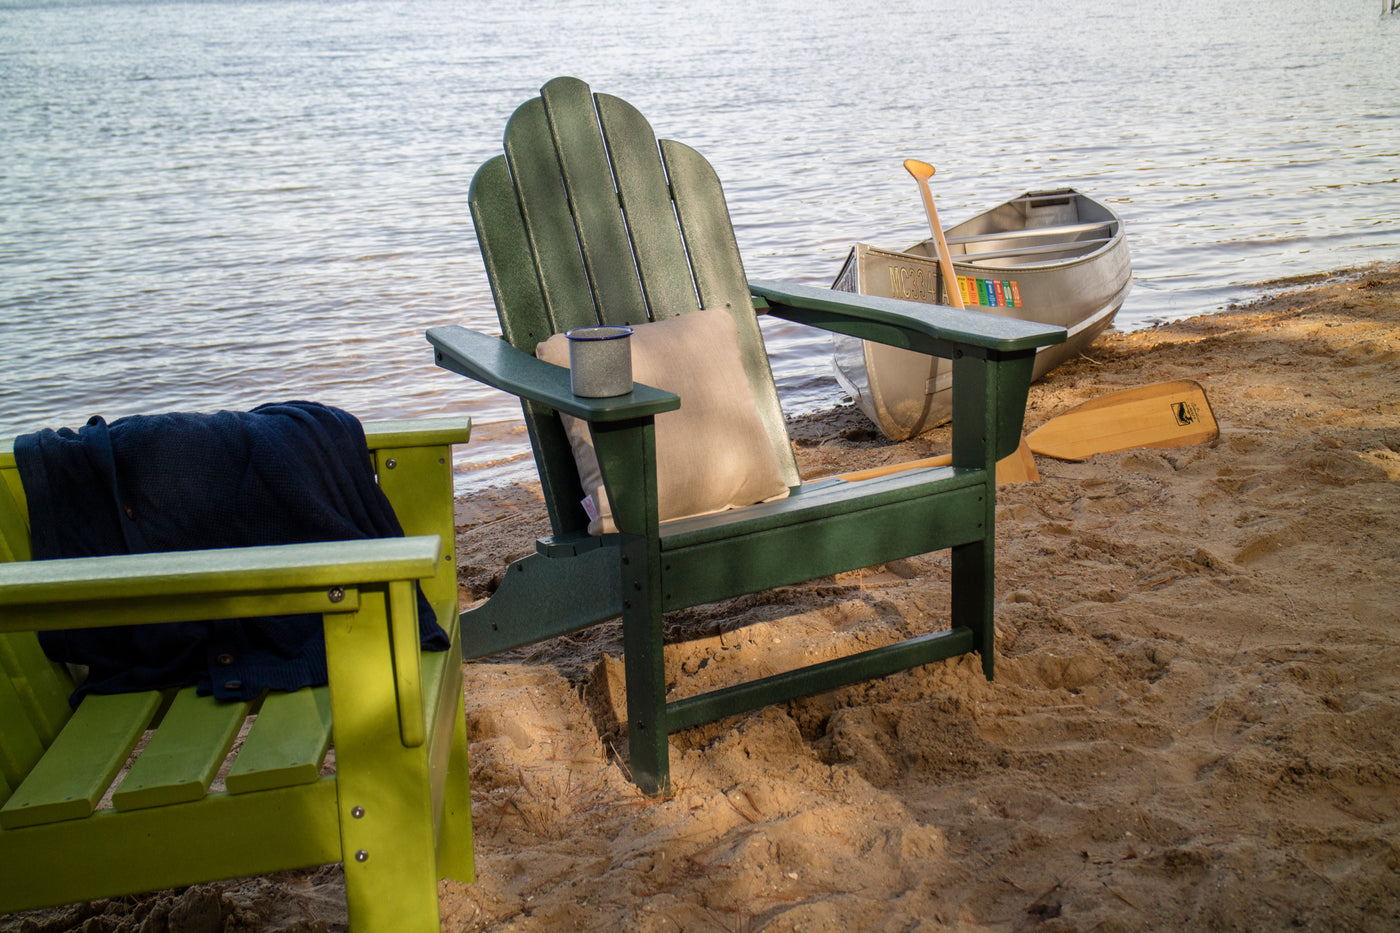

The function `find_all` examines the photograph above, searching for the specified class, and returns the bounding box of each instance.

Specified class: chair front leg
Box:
[323,586,442,931]
[591,418,671,794]
[950,350,1003,681]
[620,531,669,794]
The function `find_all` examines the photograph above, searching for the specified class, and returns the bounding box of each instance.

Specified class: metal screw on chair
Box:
[351,806,365,819]
[328,586,346,603]
[355,850,369,862]
[384,458,397,469]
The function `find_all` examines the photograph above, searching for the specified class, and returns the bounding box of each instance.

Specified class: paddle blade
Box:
[1025,381,1218,461]
[1002,437,1040,483]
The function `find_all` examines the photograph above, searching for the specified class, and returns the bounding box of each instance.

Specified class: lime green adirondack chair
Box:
[0,417,474,931]
[427,77,1066,795]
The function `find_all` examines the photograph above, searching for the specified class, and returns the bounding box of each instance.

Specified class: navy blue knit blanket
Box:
[15,401,449,704]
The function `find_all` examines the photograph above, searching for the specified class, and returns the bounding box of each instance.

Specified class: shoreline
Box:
[6,260,1398,932]
[446,265,1388,499]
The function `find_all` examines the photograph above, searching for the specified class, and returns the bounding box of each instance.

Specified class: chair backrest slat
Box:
[0,463,31,566]
[468,156,591,535]
[0,632,76,747]
[0,459,83,787]
[506,96,611,334]
[0,669,46,802]
[595,92,700,322]
[662,139,799,486]
[469,155,555,354]
[536,79,650,329]
[661,139,752,320]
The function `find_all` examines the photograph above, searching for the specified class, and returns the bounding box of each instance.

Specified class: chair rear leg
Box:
[435,687,476,884]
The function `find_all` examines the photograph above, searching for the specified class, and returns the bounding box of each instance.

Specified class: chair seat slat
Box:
[225,686,331,794]
[658,465,981,550]
[112,688,250,811]
[0,690,162,828]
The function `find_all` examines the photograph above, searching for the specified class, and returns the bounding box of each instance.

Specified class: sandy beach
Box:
[5,262,1398,932]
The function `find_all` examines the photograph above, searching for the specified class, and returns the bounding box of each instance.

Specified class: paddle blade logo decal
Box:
[1173,400,1201,427]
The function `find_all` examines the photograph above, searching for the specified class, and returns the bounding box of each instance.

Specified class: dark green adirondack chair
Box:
[0,417,474,930]
[428,77,1065,795]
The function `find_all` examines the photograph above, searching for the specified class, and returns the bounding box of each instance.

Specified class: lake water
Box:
[3,0,1397,491]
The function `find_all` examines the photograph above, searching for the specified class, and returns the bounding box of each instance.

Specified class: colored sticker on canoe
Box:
[957,276,1021,308]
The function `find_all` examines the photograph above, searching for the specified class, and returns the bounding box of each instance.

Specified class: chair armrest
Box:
[361,416,472,450]
[752,279,1061,466]
[426,324,679,422]
[749,278,1067,358]
[0,536,442,631]
[2,419,477,469]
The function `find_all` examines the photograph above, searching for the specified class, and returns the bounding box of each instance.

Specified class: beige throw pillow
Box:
[535,307,790,535]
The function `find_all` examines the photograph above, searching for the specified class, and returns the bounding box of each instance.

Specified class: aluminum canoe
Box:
[832,188,1132,440]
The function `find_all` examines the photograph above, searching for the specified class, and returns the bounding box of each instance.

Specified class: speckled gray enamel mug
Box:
[565,325,634,397]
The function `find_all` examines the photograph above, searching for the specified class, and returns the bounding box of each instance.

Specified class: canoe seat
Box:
[943,220,1117,247]
[952,236,1114,265]
[0,416,475,930]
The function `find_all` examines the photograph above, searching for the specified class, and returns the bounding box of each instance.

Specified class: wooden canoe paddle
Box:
[1024,380,1218,461]
[831,381,1218,483]
[903,159,965,309]
[835,438,1039,484]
